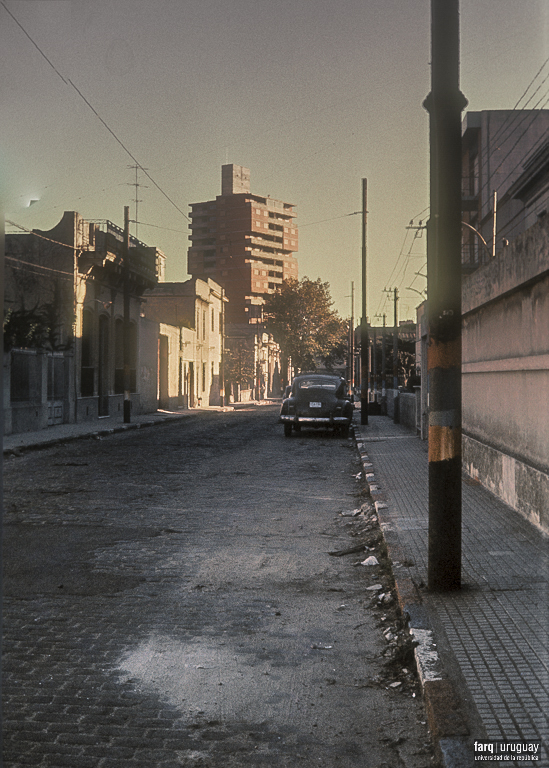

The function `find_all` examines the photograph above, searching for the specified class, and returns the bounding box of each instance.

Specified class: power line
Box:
[1,2,190,223]
[1,1,67,84]
[6,219,82,250]
[300,211,361,228]
[133,220,189,235]
[479,57,549,153]
[489,105,549,194]
[473,61,549,199]
[66,78,190,221]
[5,255,73,278]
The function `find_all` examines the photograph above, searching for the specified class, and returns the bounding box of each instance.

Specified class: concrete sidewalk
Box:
[2,401,278,454]
[2,407,226,454]
[354,415,549,768]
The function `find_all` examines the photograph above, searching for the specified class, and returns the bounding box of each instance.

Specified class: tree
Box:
[224,337,256,395]
[263,277,347,374]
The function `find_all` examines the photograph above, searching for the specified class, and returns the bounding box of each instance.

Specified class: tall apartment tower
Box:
[187,165,298,324]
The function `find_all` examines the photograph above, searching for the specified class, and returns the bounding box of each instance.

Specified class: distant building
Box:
[461,109,549,270]
[142,278,225,408]
[187,164,299,325]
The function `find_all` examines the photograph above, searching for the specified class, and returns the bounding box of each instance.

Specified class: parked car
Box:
[279,373,354,437]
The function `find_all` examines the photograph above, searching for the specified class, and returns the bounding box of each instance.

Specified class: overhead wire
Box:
[489,102,549,195]
[474,56,549,161]
[5,255,74,279]
[373,204,429,319]
[1,1,190,223]
[300,211,362,228]
[6,219,82,250]
[474,60,549,201]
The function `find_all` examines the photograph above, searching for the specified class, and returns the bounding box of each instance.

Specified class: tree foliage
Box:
[263,277,348,373]
[3,298,74,353]
[224,338,255,386]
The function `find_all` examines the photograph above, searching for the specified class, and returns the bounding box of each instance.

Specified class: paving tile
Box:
[354,416,549,767]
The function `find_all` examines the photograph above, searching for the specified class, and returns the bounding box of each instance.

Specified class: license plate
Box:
[309,401,322,408]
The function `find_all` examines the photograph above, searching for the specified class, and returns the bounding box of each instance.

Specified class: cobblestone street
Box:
[3,407,432,767]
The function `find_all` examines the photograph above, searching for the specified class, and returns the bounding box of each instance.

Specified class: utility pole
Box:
[123,206,131,424]
[492,190,497,259]
[127,164,148,241]
[381,314,386,410]
[348,281,355,397]
[372,326,377,406]
[360,178,369,425]
[392,288,399,423]
[424,0,467,591]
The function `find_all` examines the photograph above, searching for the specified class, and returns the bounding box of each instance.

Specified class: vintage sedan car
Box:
[279,373,354,437]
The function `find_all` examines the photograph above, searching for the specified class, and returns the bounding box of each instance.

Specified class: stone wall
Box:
[462,214,549,533]
[399,390,420,433]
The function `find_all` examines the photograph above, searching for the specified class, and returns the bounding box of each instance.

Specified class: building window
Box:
[202,362,206,392]
[211,307,215,332]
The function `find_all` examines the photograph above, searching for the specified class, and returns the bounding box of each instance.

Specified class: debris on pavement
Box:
[328,543,368,557]
[340,508,362,517]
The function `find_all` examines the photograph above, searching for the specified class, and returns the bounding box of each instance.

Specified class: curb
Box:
[354,428,473,768]
[3,415,187,456]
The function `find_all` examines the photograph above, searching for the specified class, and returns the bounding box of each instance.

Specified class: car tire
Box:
[284,423,293,437]
[293,423,301,433]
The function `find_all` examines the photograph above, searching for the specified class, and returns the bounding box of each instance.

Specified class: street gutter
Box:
[353,425,474,768]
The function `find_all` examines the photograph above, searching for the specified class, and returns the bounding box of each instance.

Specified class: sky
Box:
[2,0,548,323]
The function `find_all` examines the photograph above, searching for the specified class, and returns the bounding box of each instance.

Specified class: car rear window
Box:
[297,379,338,391]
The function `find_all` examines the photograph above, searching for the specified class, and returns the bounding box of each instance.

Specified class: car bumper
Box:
[280,414,350,425]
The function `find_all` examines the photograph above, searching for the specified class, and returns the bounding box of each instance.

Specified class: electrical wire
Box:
[5,255,74,278]
[474,61,549,200]
[300,211,361,228]
[6,219,82,250]
[1,1,67,84]
[489,105,549,198]
[1,2,190,223]
[477,56,549,154]
[133,220,189,235]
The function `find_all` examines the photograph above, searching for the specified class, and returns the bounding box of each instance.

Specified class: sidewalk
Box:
[354,415,549,768]
[2,401,278,454]
[2,407,220,454]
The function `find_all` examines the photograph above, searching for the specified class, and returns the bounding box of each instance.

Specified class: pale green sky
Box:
[2,0,547,320]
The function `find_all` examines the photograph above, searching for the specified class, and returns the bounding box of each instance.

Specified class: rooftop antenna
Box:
[127,164,148,240]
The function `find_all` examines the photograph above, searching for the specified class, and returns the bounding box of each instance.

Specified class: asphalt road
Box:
[3,405,434,767]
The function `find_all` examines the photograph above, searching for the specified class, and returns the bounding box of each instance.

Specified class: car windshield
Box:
[297,379,338,391]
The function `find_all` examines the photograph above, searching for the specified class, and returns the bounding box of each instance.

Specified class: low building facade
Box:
[142,278,225,409]
[4,211,162,434]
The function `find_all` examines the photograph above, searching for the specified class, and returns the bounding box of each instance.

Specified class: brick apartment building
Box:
[187,164,299,325]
